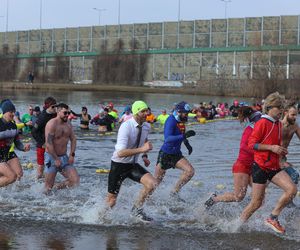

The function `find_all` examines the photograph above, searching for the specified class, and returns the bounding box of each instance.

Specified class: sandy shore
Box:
[0,82,202,95]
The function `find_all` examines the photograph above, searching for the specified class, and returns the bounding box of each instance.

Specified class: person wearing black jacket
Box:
[90,108,115,132]
[31,97,57,179]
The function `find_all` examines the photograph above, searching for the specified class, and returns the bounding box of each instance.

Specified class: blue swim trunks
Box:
[44,152,74,174]
[284,166,299,185]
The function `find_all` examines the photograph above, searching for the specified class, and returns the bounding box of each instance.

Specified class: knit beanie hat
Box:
[132,101,148,115]
[1,99,16,114]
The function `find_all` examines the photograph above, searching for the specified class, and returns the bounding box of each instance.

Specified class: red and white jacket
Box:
[248,115,282,171]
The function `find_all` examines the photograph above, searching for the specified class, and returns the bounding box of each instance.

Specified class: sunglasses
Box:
[63,111,71,116]
[51,105,57,109]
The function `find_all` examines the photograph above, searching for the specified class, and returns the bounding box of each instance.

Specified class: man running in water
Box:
[0,99,30,187]
[240,92,297,234]
[281,103,300,185]
[44,103,79,193]
[105,100,157,222]
[154,101,195,201]
[32,97,57,179]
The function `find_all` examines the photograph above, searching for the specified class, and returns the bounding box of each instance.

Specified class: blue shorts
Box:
[284,166,299,185]
[44,152,74,174]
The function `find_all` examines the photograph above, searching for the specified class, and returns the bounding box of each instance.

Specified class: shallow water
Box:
[0,89,299,249]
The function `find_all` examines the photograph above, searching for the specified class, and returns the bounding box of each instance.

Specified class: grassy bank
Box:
[0,82,202,95]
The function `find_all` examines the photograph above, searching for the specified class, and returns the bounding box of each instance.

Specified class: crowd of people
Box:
[0,92,299,234]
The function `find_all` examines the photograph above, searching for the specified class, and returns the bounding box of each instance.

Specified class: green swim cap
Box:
[132,100,148,115]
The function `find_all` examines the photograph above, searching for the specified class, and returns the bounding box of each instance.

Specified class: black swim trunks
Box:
[156,150,184,170]
[0,150,17,163]
[252,162,282,184]
[108,161,149,194]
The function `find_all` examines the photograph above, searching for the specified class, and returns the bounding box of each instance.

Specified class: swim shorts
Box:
[108,161,149,194]
[284,166,299,185]
[0,150,17,163]
[36,147,45,166]
[156,150,184,170]
[44,152,74,174]
[252,162,281,184]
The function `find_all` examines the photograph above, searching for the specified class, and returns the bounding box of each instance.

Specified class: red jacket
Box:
[248,115,282,171]
[237,125,254,166]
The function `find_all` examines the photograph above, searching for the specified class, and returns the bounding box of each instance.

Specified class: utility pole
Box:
[221,0,232,19]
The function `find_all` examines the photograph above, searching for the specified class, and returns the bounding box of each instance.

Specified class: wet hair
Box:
[263,92,285,114]
[44,96,57,109]
[238,106,255,123]
[82,106,87,111]
[56,103,69,111]
[284,100,297,112]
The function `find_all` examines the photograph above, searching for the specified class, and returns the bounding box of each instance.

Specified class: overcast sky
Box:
[0,0,299,32]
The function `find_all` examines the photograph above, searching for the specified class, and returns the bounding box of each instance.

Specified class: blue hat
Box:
[124,105,131,112]
[175,101,191,113]
[1,99,16,114]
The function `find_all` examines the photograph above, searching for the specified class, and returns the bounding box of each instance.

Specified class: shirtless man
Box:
[44,103,79,193]
[281,103,300,185]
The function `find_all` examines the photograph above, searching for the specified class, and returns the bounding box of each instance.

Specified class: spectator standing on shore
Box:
[27,72,34,84]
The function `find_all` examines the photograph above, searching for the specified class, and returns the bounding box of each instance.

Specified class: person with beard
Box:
[44,103,79,193]
[240,92,297,234]
[105,100,157,222]
[154,101,195,202]
[31,97,57,179]
[281,103,300,185]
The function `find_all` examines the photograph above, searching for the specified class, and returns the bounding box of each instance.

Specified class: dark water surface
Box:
[0,89,299,250]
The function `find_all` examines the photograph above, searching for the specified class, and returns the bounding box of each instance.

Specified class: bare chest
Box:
[54,124,71,140]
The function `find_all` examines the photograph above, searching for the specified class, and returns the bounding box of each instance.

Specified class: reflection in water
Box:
[0,233,14,250]
[106,233,118,250]
[45,238,68,250]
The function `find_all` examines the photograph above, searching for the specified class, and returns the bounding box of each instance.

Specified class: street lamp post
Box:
[178,0,181,22]
[177,0,181,48]
[40,0,43,30]
[92,8,106,26]
[118,0,120,26]
[118,0,120,37]
[5,0,9,42]
[0,16,4,34]
[221,0,231,19]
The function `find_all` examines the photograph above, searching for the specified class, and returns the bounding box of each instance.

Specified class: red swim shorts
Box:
[36,147,45,166]
[232,160,252,175]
